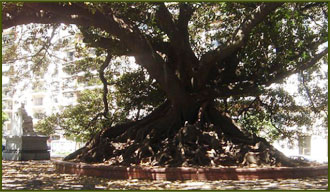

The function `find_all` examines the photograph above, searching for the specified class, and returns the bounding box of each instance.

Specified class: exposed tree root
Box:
[65,102,310,167]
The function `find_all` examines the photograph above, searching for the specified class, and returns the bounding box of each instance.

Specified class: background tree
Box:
[3,2,328,167]
[35,89,115,142]
[35,70,166,142]
[2,23,78,95]
[2,111,9,128]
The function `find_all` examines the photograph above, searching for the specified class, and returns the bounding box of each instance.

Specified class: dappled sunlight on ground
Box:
[1,160,328,190]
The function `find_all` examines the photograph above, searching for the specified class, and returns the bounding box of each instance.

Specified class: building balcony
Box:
[2,96,14,101]
[31,104,46,111]
[32,90,47,96]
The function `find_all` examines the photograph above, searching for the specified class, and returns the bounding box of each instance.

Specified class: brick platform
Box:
[53,160,328,181]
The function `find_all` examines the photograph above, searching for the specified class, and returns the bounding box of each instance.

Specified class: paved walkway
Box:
[2,160,328,190]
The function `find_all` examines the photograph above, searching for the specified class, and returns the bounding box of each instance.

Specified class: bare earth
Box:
[1,159,328,190]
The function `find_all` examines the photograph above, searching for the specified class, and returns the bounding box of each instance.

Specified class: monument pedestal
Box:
[3,135,50,161]
[3,104,50,161]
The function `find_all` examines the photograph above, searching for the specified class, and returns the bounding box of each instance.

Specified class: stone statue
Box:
[12,106,23,136]
[4,103,50,160]
[20,104,35,135]
[11,104,36,136]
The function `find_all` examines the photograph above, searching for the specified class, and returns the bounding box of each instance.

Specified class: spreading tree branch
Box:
[99,52,112,119]
[300,71,319,114]
[3,2,192,105]
[198,3,283,89]
[4,24,59,64]
[200,47,328,100]
[155,2,199,83]
[237,97,258,117]
[265,47,328,87]
[154,3,177,39]
[177,3,195,34]
[85,52,113,130]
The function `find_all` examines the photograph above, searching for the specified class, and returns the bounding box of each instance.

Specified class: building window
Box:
[32,81,45,92]
[298,136,311,156]
[68,52,74,61]
[326,136,328,156]
[34,97,43,106]
[34,112,46,119]
[64,92,75,99]
[3,33,15,46]
[4,101,13,110]
[3,86,12,96]
[51,135,60,140]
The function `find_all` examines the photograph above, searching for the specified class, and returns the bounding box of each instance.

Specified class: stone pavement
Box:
[2,160,328,190]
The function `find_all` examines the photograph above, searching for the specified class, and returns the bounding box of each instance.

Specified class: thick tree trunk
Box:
[65,99,299,167]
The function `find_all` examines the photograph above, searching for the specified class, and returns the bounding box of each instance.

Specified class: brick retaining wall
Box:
[53,160,328,181]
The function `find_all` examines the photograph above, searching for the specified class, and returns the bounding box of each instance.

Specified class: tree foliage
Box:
[2,111,9,128]
[36,89,115,142]
[115,68,166,120]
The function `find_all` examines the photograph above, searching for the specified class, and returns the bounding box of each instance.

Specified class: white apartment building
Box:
[273,135,328,163]
[2,27,98,156]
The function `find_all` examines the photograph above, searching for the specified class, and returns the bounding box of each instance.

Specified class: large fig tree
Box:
[3,2,328,166]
